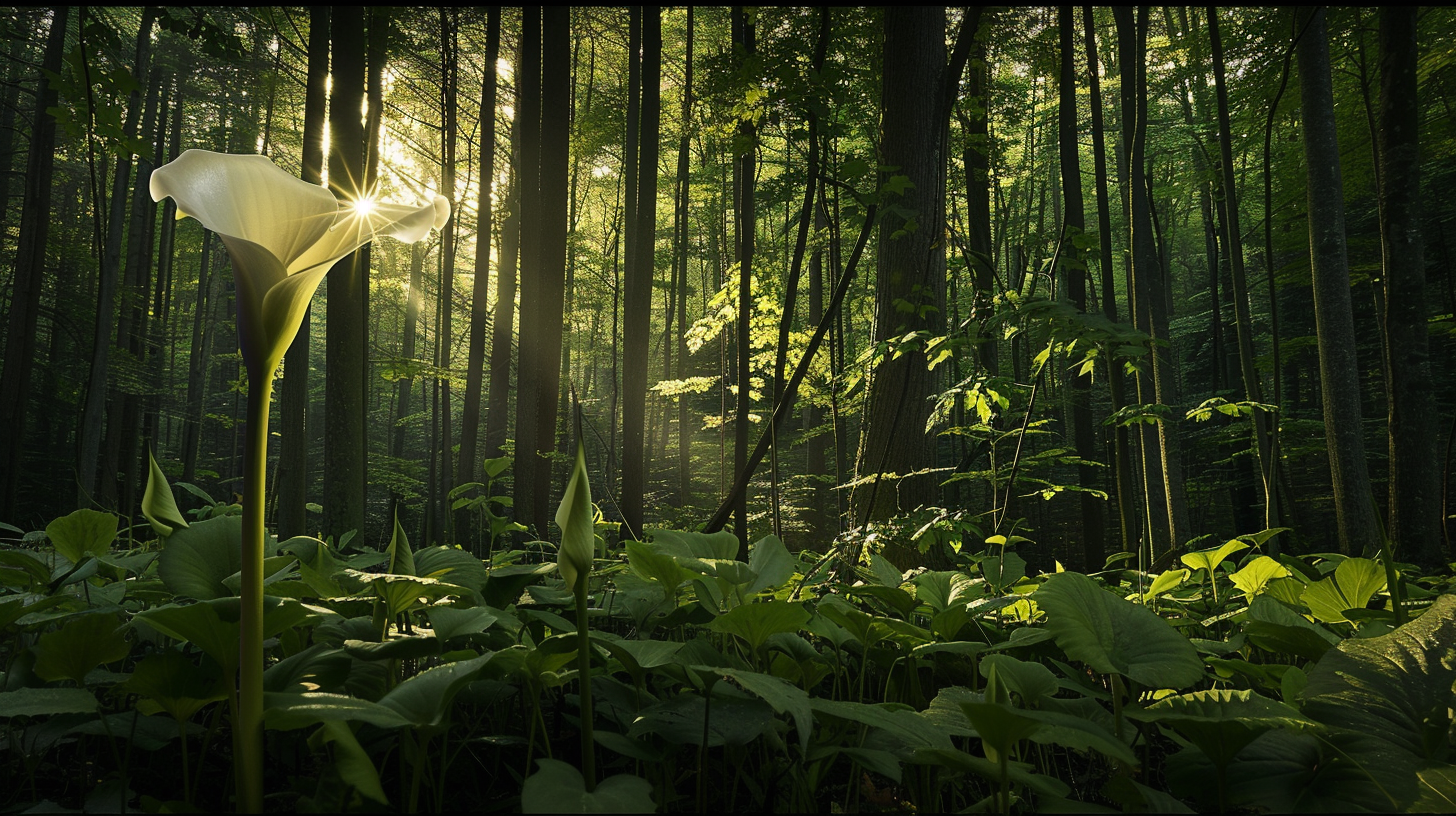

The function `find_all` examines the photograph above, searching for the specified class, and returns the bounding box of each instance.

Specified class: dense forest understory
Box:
[4,6,1456,813]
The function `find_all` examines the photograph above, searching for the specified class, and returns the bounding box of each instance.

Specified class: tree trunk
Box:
[1083,5,1135,554]
[435,9,459,541]
[322,6,368,542]
[277,7,329,539]
[622,6,661,541]
[674,9,695,507]
[514,7,545,537]
[853,6,947,569]
[0,7,67,520]
[485,121,520,460]
[1377,7,1441,564]
[1059,6,1103,571]
[1296,7,1379,555]
[457,7,500,545]
[732,6,757,556]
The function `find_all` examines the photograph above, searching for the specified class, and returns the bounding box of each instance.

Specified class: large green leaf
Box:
[1302,593,1456,762]
[414,546,489,593]
[625,539,690,602]
[265,692,413,731]
[309,721,389,805]
[385,511,414,577]
[1035,572,1204,689]
[630,692,773,747]
[644,528,739,561]
[1242,594,1339,662]
[1181,539,1248,576]
[521,759,654,814]
[0,687,98,718]
[1134,688,1314,769]
[157,516,257,600]
[33,612,131,685]
[708,600,811,654]
[717,667,814,753]
[1229,556,1290,601]
[1300,557,1387,624]
[126,650,228,722]
[376,653,491,733]
[981,654,1058,707]
[745,534,794,596]
[45,509,118,565]
[912,571,979,613]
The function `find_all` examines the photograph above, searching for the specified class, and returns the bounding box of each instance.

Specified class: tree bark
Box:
[514,7,545,537]
[1377,7,1441,564]
[622,5,661,541]
[731,6,757,556]
[852,6,947,569]
[1296,7,1379,555]
[322,6,368,542]
[0,7,68,520]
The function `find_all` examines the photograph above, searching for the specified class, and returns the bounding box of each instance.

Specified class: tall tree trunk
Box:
[0,7,68,521]
[1296,7,1379,555]
[457,7,501,546]
[485,121,520,460]
[435,8,459,541]
[1208,7,1279,536]
[1059,6,1102,570]
[514,7,545,537]
[674,9,695,507]
[322,6,368,542]
[1083,4,1135,553]
[853,6,947,569]
[622,6,661,541]
[529,5,571,538]
[277,6,329,538]
[1377,7,1441,564]
[76,6,155,508]
[731,6,757,556]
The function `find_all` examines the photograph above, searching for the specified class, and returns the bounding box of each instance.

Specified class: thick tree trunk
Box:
[674,10,695,507]
[322,6,369,542]
[435,9,459,541]
[514,8,546,537]
[731,6,757,555]
[1377,7,1441,564]
[0,7,68,521]
[457,7,500,546]
[1296,7,1379,555]
[853,6,947,569]
[1059,6,1103,571]
[277,7,329,539]
[622,6,661,541]
[485,125,519,461]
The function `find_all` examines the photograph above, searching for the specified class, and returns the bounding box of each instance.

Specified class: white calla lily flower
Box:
[150,149,450,377]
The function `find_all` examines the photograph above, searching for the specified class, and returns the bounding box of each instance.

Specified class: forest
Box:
[3,5,1456,813]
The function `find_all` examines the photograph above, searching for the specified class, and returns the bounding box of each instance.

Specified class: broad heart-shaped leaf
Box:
[1229,556,1289,601]
[141,448,189,537]
[265,692,413,731]
[136,596,317,676]
[717,667,814,754]
[1242,594,1340,662]
[1302,593,1456,762]
[158,515,277,600]
[625,539,691,602]
[1134,688,1315,769]
[630,692,774,747]
[980,551,1027,592]
[644,527,739,561]
[126,650,228,722]
[981,654,1058,707]
[1180,539,1249,576]
[912,570,979,613]
[376,653,491,733]
[521,759,655,814]
[709,600,812,653]
[0,687,98,718]
[413,546,489,593]
[809,699,956,752]
[45,509,118,565]
[745,534,794,596]
[1034,571,1204,690]
[425,606,501,643]
[33,612,131,684]
[1300,557,1387,624]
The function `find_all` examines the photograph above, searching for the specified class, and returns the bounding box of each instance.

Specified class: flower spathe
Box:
[150,149,450,377]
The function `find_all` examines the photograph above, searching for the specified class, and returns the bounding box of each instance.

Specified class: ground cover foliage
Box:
[4,455,1456,813]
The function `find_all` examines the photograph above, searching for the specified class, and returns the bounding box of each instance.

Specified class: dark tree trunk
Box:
[1059,6,1103,571]
[0,7,68,521]
[514,7,545,537]
[435,8,459,542]
[457,7,500,547]
[1377,7,1441,564]
[731,6,757,556]
[853,6,947,569]
[622,5,661,541]
[674,10,694,506]
[322,6,368,542]
[485,121,520,461]
[1296,7,1379,555]
[277,6,329,539]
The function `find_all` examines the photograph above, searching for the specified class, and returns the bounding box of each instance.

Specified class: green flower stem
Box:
[574,574,596,792]
[237,374,271,813]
